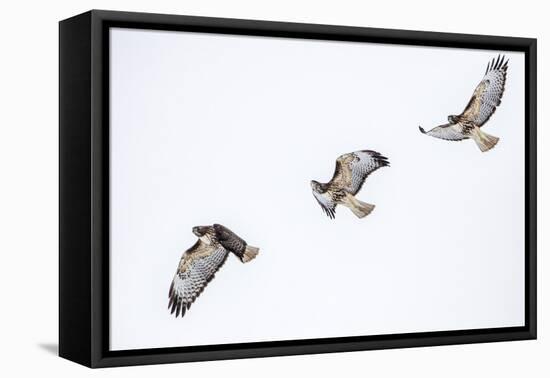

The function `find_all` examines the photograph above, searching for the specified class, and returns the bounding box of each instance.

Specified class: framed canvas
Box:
[59,10,537,368]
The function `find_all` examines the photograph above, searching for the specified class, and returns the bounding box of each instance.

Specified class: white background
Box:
[110,28,525,350]
[0,0,548,376]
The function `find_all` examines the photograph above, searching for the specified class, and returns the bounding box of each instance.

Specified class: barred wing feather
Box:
[332,150,389,195]
[312,190,336,219]
[419,124,467,141]
[168,240,229,317]
[461,55,508,126]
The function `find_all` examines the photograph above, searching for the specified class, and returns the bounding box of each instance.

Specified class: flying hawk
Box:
[419,55,508,152]
[168,224,259,317]
[310,150,389,219]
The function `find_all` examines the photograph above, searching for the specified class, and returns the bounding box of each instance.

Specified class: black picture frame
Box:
[59,9,537,368]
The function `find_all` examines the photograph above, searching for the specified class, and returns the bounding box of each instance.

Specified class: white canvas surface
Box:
[109,27,525,351]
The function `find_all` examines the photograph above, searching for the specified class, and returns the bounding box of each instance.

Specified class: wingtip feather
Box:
[325,206,336,219]
[170,297,177,314]
[360,150,390,167]
[487,54,508,73]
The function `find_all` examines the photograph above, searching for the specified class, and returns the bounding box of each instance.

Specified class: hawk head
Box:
[448,115,460,124]
[310,180,324,193]
[192,225,212,237]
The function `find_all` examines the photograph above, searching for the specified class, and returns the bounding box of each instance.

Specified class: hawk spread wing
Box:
[460,55,508,126]
[312,190,336,219]
[418,124,467,141]
[213,224,247,260]
[331,150,389,195]
[168,240,229,317]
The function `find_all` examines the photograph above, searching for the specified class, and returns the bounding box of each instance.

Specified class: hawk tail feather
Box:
[344,194,375,218]
[349,200,375,218]
[471,127,499,152]
[241,245,259,263]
